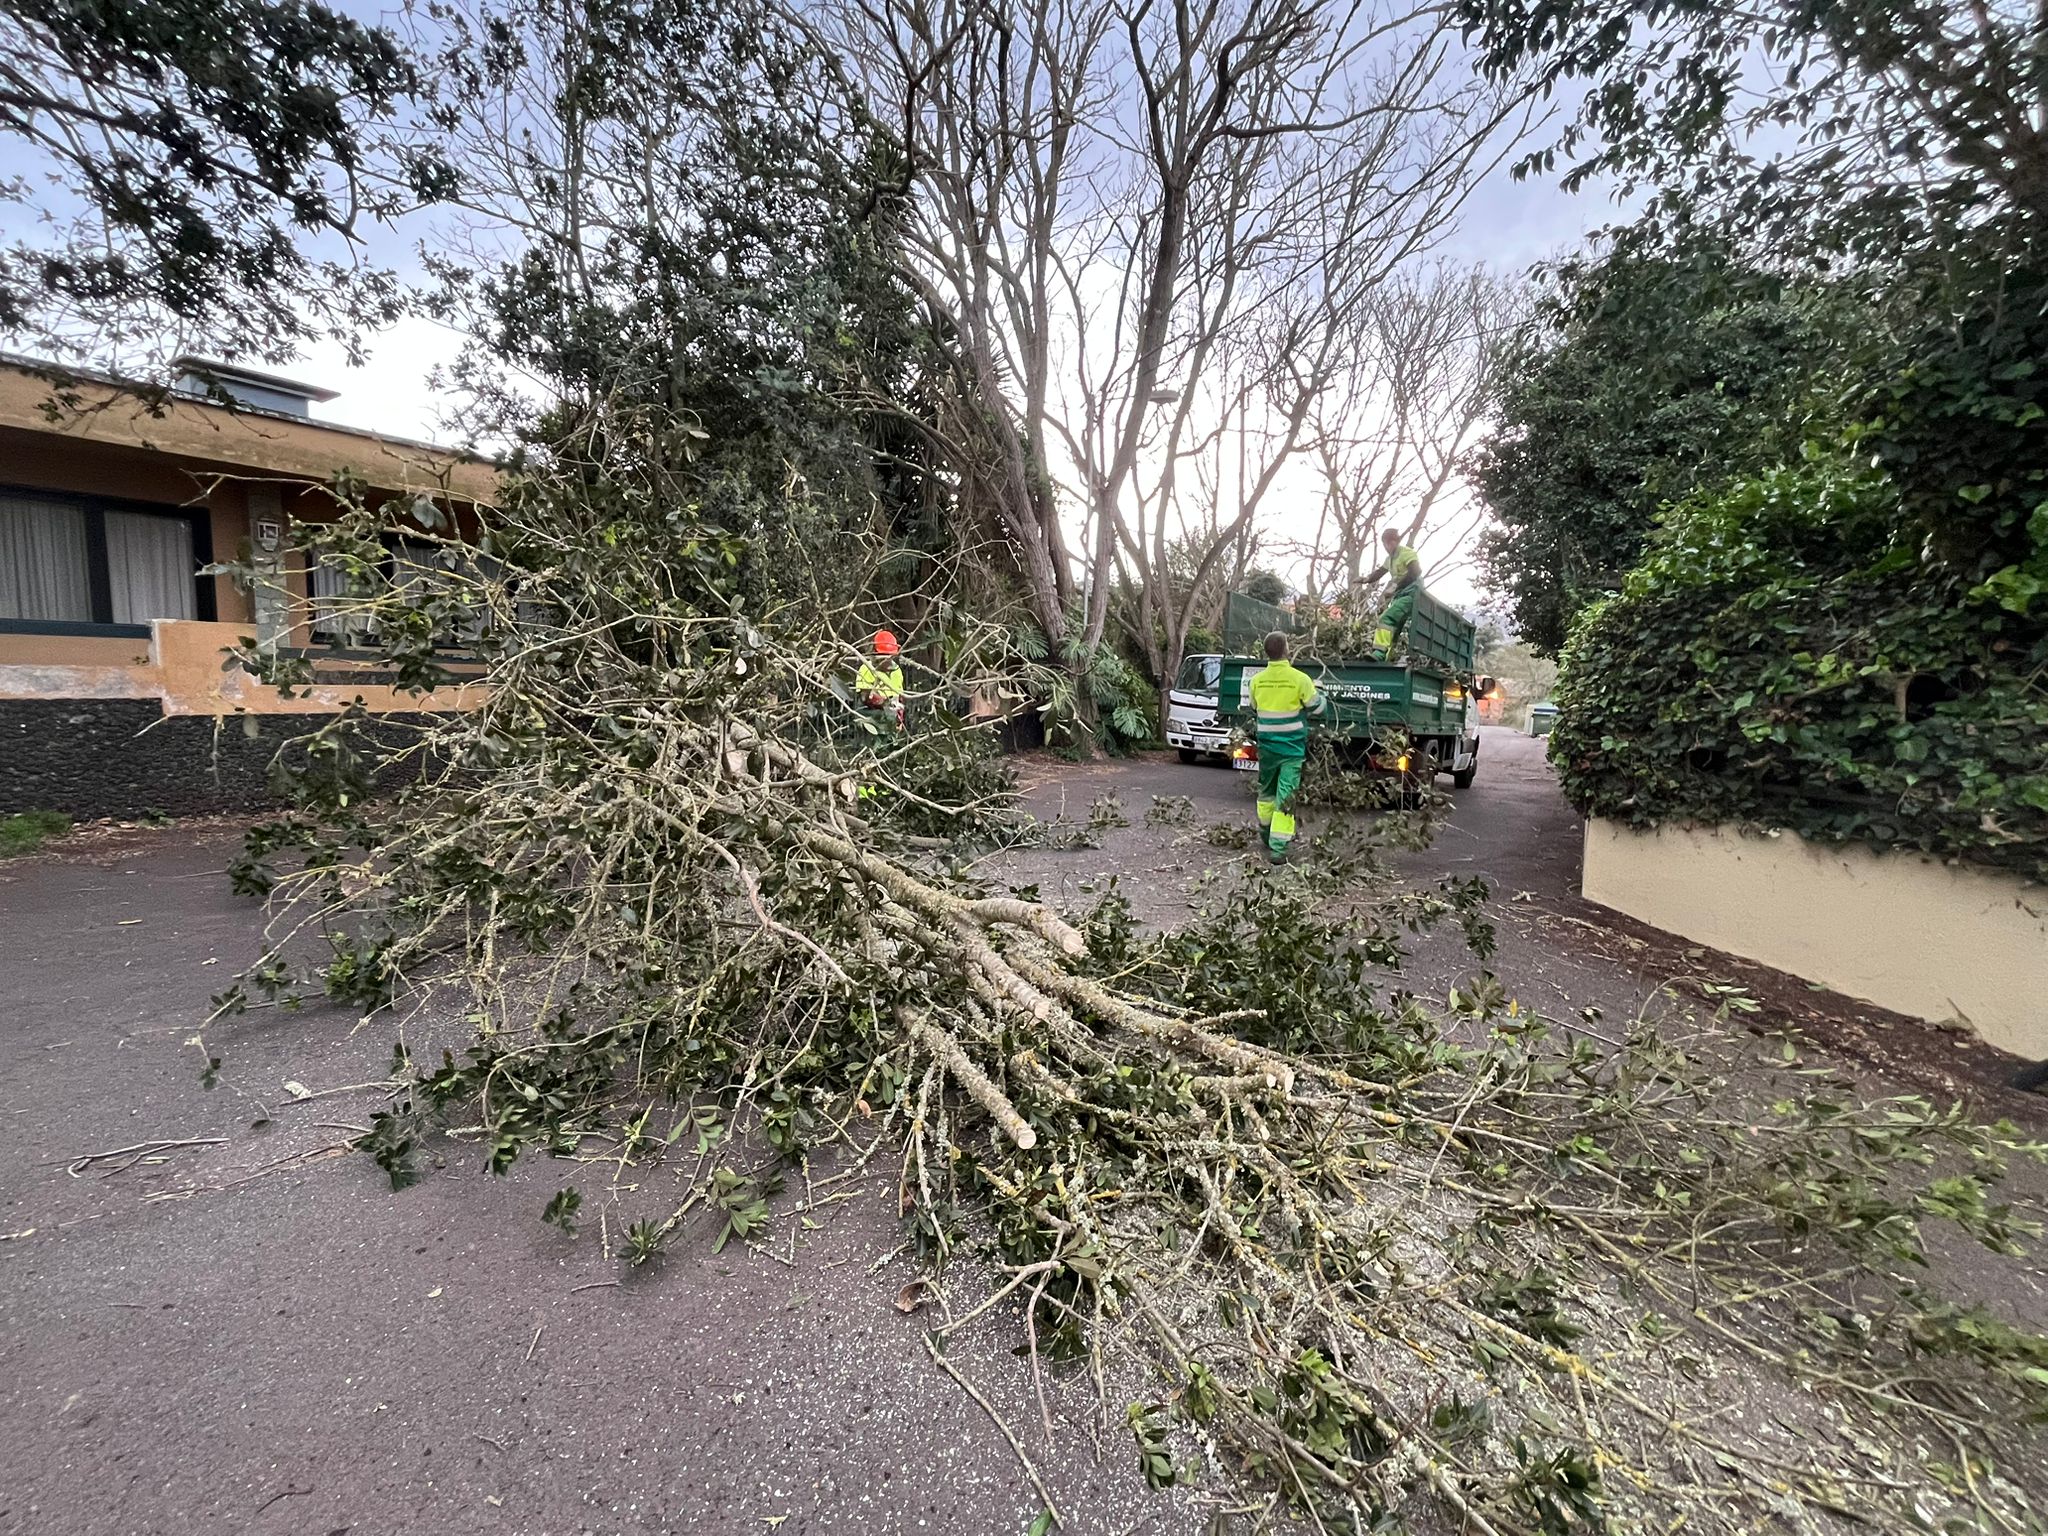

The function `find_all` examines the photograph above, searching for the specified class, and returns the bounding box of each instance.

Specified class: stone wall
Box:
[0,701,428,820]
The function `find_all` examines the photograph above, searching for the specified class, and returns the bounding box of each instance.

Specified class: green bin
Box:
[1528,702,1559,737]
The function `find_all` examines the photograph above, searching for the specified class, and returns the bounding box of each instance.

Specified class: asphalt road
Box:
[0,834,1204,1536]
[1002,722,1589,908]
[1001,728,2045,1105]
[3,726,2040,1536]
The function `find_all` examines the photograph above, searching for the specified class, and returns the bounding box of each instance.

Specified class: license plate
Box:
[1231,755,1256,771]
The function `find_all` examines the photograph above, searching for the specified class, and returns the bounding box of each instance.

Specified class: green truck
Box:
[1215,589,1492,794]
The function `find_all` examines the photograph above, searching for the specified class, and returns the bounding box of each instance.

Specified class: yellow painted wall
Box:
[0,621,482,716]
[1583,819,2048,1059]
[151,620,483,717]
[0,633,152,667]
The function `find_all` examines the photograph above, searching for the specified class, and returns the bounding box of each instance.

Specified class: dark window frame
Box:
[0,483,216,636]
[304,528,487,657]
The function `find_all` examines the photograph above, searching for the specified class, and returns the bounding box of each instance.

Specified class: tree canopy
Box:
[1550,457,2048,878]
[1471,240,1864,653]
[1468,0,2048,869]
[420,0,962,622]
[1240,568,1290,606]
[1456,0,2048,266]
[0,0,448,370]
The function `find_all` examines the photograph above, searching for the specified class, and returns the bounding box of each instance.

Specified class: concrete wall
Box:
[0,619,480,819]
[1582,819,2048,1059]
[0,632,153,668]
[152,620,484,718]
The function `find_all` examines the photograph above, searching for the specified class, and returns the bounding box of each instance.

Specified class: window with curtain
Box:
[0,495,93,621]
[0,488,209,630]
[104,510,197,624]
[389,537,483,643]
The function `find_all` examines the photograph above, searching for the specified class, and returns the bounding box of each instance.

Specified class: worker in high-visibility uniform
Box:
[855,629,906,732]
[1248,630,1324,863]
[1364,527,1423,660]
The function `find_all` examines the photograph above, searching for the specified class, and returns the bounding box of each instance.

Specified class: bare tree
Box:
[824,0,1523,716]
[1293,263,1517,611]
[385,0,1049,643]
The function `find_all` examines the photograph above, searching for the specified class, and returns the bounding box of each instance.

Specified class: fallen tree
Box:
[205,429,2048,1534]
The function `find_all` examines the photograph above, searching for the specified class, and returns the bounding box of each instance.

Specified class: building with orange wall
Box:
[0,356,497,819]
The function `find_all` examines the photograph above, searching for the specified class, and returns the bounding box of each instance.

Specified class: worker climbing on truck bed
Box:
[1218,579,1483,800]
[1363,526,1423,660]
[1248,630,1325,863]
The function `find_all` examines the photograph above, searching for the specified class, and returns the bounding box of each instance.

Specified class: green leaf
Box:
[542,1186,582,1235]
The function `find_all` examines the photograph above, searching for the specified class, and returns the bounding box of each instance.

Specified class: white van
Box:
[1164,653,1231,764]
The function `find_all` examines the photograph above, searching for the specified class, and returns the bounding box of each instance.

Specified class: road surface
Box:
[2,726,2038,1536]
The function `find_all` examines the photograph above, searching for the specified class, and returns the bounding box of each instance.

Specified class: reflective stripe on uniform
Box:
[1249,660,1321,741]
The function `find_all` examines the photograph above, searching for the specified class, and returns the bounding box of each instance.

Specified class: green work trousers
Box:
[1255,740,1305,861]
[1373,583,1419,659]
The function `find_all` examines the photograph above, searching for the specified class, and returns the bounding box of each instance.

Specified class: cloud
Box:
[293,314,473,446]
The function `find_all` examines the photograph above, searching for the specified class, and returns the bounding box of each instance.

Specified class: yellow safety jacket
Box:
[1248,659,1324,756]
[855,661,904,704]
[1388,544,1422,590]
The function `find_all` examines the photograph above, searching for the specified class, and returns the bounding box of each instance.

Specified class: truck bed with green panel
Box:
[1216,590,1488,790]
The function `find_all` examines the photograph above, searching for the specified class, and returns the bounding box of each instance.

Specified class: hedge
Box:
[1549,462,2048,882]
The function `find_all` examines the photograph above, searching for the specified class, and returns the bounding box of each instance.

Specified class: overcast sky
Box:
[297,163,1615,613]
[305,144,1615,438]
[287,6,1625,612]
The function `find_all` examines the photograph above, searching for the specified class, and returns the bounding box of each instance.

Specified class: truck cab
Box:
[1164,653,1230,764]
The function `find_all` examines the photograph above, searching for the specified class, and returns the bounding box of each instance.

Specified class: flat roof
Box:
[0,351,490,466]
[171,354,342,404]
[0,353,499,503]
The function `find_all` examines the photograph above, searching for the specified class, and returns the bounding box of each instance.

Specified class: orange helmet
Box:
[872,629,901,656]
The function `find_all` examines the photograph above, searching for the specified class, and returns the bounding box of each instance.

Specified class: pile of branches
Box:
[209,447,2048,1535]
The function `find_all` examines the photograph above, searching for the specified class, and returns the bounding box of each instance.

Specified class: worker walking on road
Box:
[1363,527,1423,660]
[855,629,906,732]
[1248,630,1324,863]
